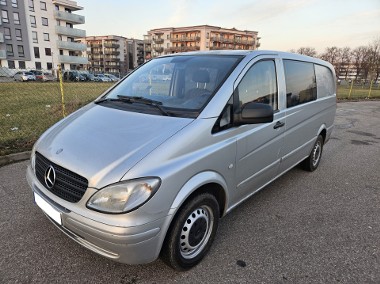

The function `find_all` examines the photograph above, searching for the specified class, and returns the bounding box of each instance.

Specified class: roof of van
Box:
[159,50,333,69]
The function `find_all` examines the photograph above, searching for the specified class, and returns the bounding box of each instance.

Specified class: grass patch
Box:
[1,81,380,156]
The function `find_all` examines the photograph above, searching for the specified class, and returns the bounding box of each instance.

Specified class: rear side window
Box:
[284,60,316,108]
[315,64,335,98]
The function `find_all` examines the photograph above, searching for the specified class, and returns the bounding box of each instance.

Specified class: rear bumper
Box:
[26,165,171,265]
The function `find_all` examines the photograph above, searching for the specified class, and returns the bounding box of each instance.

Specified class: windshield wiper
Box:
[116,95,172,116]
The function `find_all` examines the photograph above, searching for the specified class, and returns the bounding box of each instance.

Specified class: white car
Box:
[104,74,120,82]
[94,74,112,82]
[14,71,36,82]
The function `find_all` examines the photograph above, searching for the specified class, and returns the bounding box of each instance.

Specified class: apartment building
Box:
[144,25,260,60]
[0,0,87,71]
[80,36,144,75]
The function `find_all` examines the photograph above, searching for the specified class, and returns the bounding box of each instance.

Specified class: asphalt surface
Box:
[1,101,379,284]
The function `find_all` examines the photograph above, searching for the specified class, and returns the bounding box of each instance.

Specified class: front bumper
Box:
[26,165,171,265]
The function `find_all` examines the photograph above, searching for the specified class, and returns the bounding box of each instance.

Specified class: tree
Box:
[351,46,368,81]
[369,39,380,82]
[319,46,341,71]
[338,47,351,79]
[297,47,317,57]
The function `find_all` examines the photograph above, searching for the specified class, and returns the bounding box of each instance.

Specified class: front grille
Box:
[35,152,88,203]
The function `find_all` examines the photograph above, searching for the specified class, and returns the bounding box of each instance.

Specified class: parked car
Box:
[40,72,56,82]
[14,71,36,82]
[27,50,336,271]
[81,73,96,81]
[29,70,44,81]
[94,73,112,82]
[63,70,86,82]
[104,73,120,82]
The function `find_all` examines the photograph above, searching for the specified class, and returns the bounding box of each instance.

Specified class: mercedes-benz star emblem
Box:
[44,165,56,189]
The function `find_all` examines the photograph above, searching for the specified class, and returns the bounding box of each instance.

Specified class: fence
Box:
[1,69,380,157]
[0,67,115,156]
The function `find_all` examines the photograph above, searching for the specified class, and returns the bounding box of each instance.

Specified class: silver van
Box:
[26,50,336,270]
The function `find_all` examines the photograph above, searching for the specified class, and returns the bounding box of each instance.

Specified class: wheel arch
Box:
[168,171,229,219]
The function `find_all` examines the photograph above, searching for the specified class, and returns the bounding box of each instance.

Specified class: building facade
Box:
[80,36,144,76]
[144,25,260,60]
[0,0,87,71]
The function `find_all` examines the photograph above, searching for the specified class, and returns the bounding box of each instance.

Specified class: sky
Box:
[79,0,380,53]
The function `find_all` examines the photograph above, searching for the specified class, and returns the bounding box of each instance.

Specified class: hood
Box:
[36,104,193,188]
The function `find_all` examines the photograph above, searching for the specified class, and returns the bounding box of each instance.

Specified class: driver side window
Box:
[237,60,278,110]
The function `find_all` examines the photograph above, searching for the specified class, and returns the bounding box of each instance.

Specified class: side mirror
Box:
[234,102,274,126]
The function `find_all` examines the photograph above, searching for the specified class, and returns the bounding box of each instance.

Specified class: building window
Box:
[66,22,73,28]
[35,62,41,70]
[56,20,60,26]
[29,0,34,11]
[55,4,59,10]
[40,1,46,10]
[47,62,52,70]
[42,17,48,26]
[45,48,51,56]
[65,8,71,13]
[19,61,26,69]
[15,29,22,41]
[6,44,14,57]
[43,33,49,41]
[1,10,8,23]
[59,49,63,55]
[4,27,11,40]
[8,60,15,69]
[18,45,24,57]
[13,12,20,24]
[34,47,40,58]
[30,15,36,27]
[12,0,18,8]
[32,31,38,43]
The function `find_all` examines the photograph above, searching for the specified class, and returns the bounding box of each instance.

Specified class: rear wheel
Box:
[161,193,219,271]
[302,135,324,172]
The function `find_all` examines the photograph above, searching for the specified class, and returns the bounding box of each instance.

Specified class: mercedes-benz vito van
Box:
[26,50,336,270]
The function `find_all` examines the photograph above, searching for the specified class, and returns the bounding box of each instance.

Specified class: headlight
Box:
[87,178,161,213]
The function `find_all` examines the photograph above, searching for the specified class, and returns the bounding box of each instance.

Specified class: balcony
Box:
[55,26,86,38]
[58,55,88,64]
[170,36,200,42]
[104,43,120,48]
[153,38,164,44]
[0,49,6,59]
[52,0,83,11]
[57,40,86,51]
[54,11,85,24]
[143,39,152,44]
[105,62,120,67]
[165,46,200,53]
[0,32,4,43]
[104,50,120,56]
[145,47,152,52]
[104,56,120,61]
[154,46,164,53]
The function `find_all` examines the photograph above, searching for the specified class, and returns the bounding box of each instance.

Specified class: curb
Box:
[0,151,31,167]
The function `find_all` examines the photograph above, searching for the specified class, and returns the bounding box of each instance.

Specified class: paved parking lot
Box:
[0,101,379,283]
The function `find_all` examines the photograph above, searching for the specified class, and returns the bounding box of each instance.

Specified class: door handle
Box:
[273,121,285,129]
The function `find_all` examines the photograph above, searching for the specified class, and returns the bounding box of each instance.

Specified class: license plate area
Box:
[34,192,62,225]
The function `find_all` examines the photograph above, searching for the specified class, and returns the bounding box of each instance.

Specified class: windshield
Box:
[102,55,241,117]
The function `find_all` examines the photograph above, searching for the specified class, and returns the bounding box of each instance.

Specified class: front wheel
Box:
[301,135,324,172]
[161,193,219,271]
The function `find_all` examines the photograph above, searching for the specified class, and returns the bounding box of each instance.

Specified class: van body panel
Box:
[36,103,193,189]
[26,50,337,267]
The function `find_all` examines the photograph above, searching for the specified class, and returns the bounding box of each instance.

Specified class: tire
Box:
[301,135,324,172]
[161,193,220,271]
